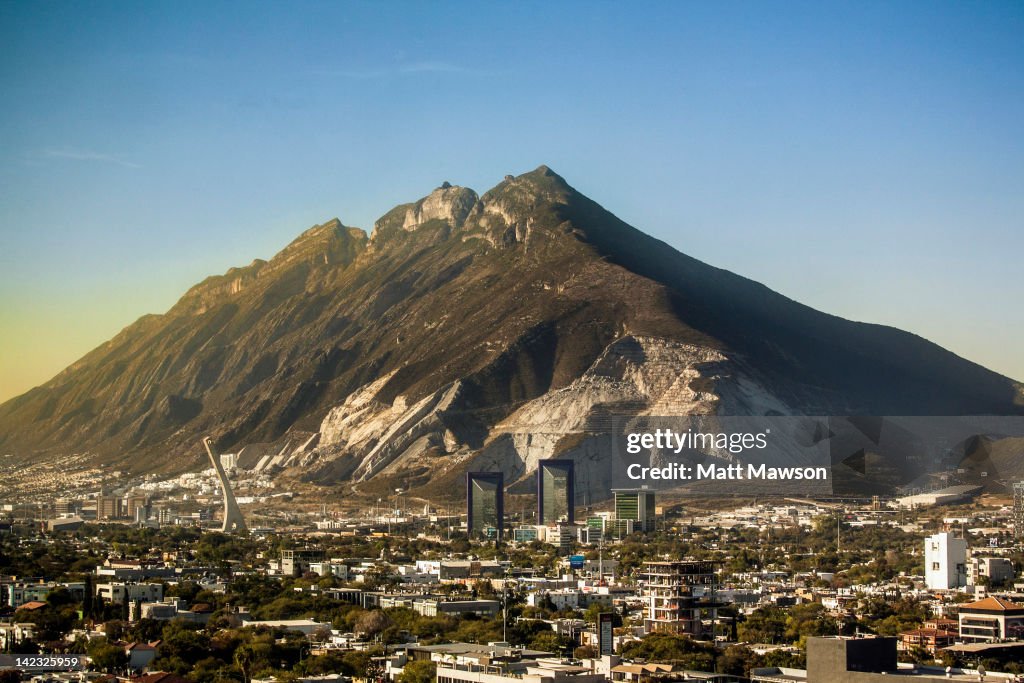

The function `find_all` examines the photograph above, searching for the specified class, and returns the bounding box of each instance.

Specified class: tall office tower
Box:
[613,488,657,532]
[467,471,504,541]
[643,561,719,636]
[97,495,123,520]
[537,459,574,525]
[125,494,148,520]
[1015,482,1024,539]
[54,499,78,516]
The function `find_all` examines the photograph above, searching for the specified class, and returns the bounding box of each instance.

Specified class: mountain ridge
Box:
[1,165,1020,495]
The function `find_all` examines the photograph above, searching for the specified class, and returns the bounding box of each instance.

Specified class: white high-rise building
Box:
[925,531,967,590]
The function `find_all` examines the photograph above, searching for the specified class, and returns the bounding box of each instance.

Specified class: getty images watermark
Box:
[610,416,1024,496]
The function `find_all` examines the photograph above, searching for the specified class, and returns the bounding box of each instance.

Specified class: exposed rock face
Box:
[1,166,1020,500]
[402,184,478,231]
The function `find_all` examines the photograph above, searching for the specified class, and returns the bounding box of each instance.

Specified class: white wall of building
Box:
[925,532,967,590]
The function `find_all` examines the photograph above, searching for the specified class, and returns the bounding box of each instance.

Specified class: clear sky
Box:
[1,1,1022,403]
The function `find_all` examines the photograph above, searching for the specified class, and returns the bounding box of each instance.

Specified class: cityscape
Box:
[4,451,1024,683]
[3,3,1023,683]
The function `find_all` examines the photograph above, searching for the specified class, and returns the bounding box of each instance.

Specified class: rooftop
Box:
[959,596,1024,611]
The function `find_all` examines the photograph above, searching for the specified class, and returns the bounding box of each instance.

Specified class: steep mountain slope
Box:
[1,166,1020,495]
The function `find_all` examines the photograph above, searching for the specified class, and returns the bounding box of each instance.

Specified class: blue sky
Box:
[1,1,1022,402]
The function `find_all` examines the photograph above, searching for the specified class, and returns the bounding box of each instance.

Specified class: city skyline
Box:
[2,2,1023,403]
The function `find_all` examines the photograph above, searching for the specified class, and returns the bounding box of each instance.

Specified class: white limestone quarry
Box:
[316,371,469,481]
[485,336,729,476]
[318,371,401,448]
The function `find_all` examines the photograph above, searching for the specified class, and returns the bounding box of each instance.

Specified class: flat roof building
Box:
[613,489,656,533]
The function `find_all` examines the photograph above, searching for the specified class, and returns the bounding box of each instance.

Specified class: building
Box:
[125,494,148,520]
[577,526,602,545]
[467,472,504,541]
[537,460,574,525]
[398,642,567,683]
[545,524,576,554]
[6,581,86,608]
[896,484,982,509]
[527,589,579,611]
[240,619,332,636]
[957,596,1024,643]
[967,556,1015,587]
[613,489,656,532]
[0,623,37,650]
[97,495,123,520]
[54,499,78,516]
[642,561,718,636]
[47,516,84,532]
[282,549,327,576]
[138,598,212,624]
[751,636,1024,683]
[439,561,504,582]
[899,627,957,655]
[924,532,967,590]
[96,582,164,604]
[309,562,349,580]
[435,653,607,683]
[588,514,634,540]
[610,662,740,683]
[126,642,161,673]
[367,592,501,617]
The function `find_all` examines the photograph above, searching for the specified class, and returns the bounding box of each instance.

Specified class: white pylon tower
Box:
[203,437,247,532]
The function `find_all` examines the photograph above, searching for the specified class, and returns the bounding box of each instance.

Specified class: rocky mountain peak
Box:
[170,217,368,316]
[401,183,479,231]
[271,217,367,264]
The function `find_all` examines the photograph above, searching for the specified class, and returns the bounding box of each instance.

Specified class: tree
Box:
[87,639,128,673]
[235,643,257,683]
[397,660,436,683]
[14,604,76,642]
[738,607,787,644]
[83,575,95,621]
[356,610,393,639]
[529,632,566,654]
[784,604,839,643]
[619,634,715,671]
[45,587,76,609]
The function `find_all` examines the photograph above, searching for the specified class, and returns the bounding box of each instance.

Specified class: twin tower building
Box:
[467,460,574,541]
[467,460,658,542]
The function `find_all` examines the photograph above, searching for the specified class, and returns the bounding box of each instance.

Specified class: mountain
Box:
[1,166,1021,499]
